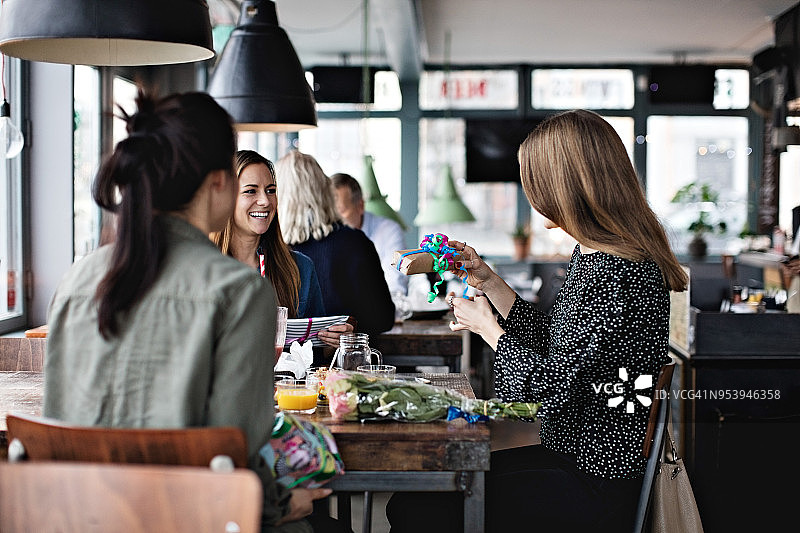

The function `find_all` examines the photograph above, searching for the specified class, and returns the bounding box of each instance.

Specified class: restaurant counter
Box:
[670,308,800,532]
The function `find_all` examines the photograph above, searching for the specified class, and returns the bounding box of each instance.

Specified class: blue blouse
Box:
[292,250,326,318]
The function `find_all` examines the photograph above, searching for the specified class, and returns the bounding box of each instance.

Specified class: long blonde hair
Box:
[519,109,688,291]
[276,150,341,245]
[212,150,301,317]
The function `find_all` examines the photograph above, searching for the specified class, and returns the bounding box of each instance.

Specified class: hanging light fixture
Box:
[354,0,405,228]
[414,30,475,226]
[361,155,407,229]
[0,55,22,159]
[0,0,214,66]
[208,0,317,132]
[0,98,23,159]
[414,164,476,225]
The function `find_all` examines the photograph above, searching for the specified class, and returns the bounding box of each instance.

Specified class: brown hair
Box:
[93,90,237,338]
[518,109,687,291]
[330,172,363,205]
[212,150,301,317]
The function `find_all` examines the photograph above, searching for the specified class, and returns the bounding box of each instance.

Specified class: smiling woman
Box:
[212,150,326,320]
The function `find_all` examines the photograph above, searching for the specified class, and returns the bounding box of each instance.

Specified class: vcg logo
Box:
[591,367,653,413]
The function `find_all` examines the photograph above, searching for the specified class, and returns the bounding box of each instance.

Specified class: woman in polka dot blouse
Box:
[386,110,688,533]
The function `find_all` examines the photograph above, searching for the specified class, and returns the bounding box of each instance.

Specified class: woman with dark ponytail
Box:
[43,90,338,533]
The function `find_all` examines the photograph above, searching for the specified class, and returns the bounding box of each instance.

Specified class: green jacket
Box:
[44,214,310,533]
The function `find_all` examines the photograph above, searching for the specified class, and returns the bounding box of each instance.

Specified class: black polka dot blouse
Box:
[494,245,671,479]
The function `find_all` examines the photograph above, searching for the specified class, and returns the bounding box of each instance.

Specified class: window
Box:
[420,70,519,110]
[73,66,101,259]
[0,57,24,332]
[418,118,518,256]
[298,118,402,209]
[646,116,750,256]
[531,69,635,110]
[778,145,800,238]
[309,70,401,112]
[73,71,138,260]
[714,69,749,110]
[112,76,138,144]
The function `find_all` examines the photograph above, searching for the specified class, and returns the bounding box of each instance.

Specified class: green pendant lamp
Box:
[361,155,407,230]
[414,164,476,226]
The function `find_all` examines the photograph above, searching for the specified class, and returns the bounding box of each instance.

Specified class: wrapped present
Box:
[260,411,344,489]
[392,233,470,302]
[392,249,441,275]
[391,233,465,275]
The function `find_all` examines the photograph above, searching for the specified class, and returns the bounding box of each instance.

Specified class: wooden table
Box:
[0,371,491,533]
[0,371,44,456]
[312,372,490,533]
[371,317,468,372]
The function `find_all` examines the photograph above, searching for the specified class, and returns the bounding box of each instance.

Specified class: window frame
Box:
[0,57,28,334]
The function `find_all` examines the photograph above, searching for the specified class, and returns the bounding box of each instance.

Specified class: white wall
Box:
[29,62,74,325]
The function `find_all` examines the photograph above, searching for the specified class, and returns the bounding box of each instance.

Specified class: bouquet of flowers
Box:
[325,370,541,423]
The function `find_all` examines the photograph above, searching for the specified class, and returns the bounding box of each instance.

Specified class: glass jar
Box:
[334,333,383,371]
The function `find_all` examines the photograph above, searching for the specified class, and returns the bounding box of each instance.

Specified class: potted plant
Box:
[670,182,727,258]
[510,224,531,261]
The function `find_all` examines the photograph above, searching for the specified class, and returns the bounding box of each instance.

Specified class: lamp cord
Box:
[444,30,451,120]
[1,0,5,100]
[361,0,370,115]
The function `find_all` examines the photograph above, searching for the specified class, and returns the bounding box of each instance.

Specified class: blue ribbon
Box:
[446,405,489,424]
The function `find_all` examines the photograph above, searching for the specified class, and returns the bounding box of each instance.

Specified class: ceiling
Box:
[211,0,800,80]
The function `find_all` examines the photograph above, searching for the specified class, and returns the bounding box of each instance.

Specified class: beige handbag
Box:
[651,422,704,533]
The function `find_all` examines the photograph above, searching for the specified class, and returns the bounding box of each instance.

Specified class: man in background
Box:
[331,173,408,296]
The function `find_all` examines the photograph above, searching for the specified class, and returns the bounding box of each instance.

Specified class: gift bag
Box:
[651,423,704,533]
[260,411,344,489]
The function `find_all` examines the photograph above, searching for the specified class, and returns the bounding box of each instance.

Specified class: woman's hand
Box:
[446,240,517,318]
[317,322,354,348]
[276,487,332,525]
[448,292,505,351]
[446,240,498,292]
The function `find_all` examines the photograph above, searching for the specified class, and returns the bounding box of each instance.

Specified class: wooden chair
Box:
[5,412,248,469]
[632,362,676,533]
[0,461,262,533]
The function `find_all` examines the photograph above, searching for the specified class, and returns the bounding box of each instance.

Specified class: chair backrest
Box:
[0,461,262,533]
[632,362,675,533]
[6,413,248,468]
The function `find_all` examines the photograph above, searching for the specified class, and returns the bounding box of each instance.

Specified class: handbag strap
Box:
[658,402,679,463]
[664,415,680,462]
[659,404,685,481]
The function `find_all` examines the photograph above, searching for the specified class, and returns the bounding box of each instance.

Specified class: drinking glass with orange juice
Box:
[275,377,320,414]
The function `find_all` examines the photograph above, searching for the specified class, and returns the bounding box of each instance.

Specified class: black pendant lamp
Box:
[208,0,317,132]
[0,0,214,66]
